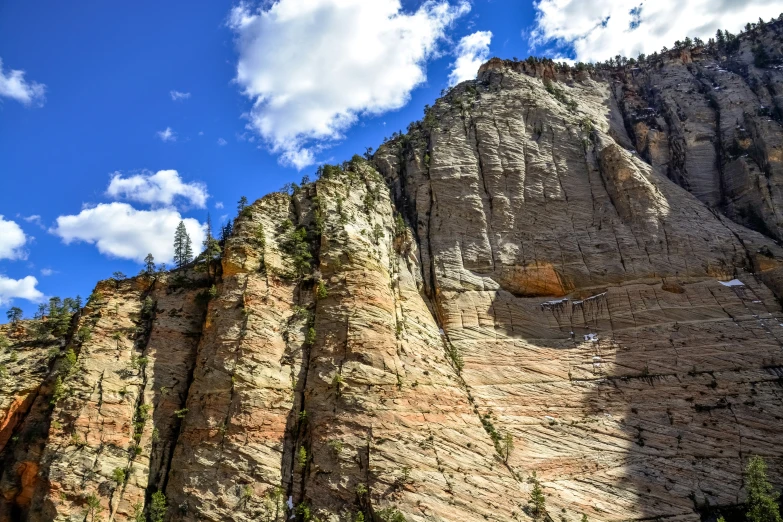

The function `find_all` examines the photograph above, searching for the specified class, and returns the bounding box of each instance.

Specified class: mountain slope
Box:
[2,18,783,522]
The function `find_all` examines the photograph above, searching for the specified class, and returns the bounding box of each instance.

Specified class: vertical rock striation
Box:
[3,18,783,522]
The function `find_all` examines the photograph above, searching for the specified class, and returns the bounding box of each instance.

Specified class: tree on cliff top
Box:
[173,221,193,268]
[6,307,22,324]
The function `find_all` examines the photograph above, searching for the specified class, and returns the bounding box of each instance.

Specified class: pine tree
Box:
[221,220,233,242]
[144,253,155,275]
[202,213,221,276]
[745,456,782,522]
[6,307,23,324]
[203,213,213,249]
[237,196,248,216]
[500,432,514,462]
[528,471,546,519]
[173,221,193,268]
[184,232,193,265]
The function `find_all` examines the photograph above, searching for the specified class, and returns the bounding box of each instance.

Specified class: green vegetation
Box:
[202,213,222,274]
[753,44,771,68]
[84,493,102,521]
[51,376,66,405]
[129,355,148,371]
[150,491,167,522]
[528,472,546,519]
[196,284,218,305]
[543,78,577,112]
[76,326,92,344]
[279,224,312,279]
[745,455,782,522]
[112,467,126,485]
[305,327,316,346]
[316,280,328,300]
[237,196,248,215]
[173,221,194,268]
[261,487,285,521]
[140,296,155,319]
[444,342,464,374]
[394,466,412,489]
[131,502,145,522]
[133,403,151,442]
[144,253,156,275]
[500,432,514,463]
[328,439,343,455]
[87,290,104,306]
[256,224,267,272]
[372,223,384,244]
[174,408,188,419]
[296,502,311,521]
[394,214,406,238]
[376,507,406,522]
[297,446,307,468]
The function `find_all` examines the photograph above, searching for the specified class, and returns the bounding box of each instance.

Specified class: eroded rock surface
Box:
[2,19,783,522]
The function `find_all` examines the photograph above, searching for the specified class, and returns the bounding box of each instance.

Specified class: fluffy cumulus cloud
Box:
[229,0,470,168]
[449,30,492,85]
[0,57,46,106]
[106,170,209,208]
[0,216,28,260]
[529,0,783,63]
[0,275,44,306]
[51,203,206,263]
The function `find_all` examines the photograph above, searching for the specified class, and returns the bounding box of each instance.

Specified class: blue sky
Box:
[1,0,778,320]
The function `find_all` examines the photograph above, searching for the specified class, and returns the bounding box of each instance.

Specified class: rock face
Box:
[3,19,783,522]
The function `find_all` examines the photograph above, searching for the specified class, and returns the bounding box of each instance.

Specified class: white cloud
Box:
[52,202,206,263]
[170,90,191,101]
[157,127,177,142]
[0,57,46,107]
[217,137,228,146]
[229,0,470,168]
[0,216,28,260]
[40,268,56,276]
[106,170,209,209]
[20,214,45,230]
[0,275,44,306]
[529,0,783,63]
[449,30,492,85]
[215,201,224,209]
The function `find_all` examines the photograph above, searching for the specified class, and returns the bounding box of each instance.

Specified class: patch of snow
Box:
[719,279,744,287]
[287,496,294,515]
[584,333,599,342]
[541,298,568,306]
[752,300,762,303]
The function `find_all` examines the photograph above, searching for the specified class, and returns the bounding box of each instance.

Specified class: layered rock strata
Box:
[2,19,783,522]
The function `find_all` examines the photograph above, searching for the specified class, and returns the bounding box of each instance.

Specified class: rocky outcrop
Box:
[610,22,783,241]
[3,18,783,522]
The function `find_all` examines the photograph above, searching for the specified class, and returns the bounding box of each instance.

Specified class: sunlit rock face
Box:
[2,20,783,522]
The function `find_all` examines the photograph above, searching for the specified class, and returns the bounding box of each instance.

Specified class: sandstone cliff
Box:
[2,18,783,522]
